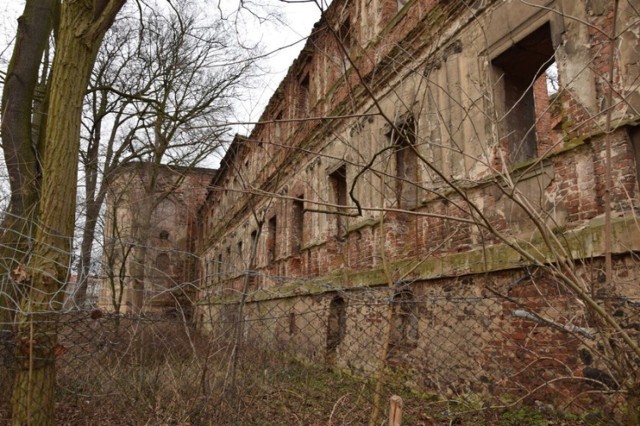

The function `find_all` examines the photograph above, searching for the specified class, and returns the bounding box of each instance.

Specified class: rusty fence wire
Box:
[1,271,637,425]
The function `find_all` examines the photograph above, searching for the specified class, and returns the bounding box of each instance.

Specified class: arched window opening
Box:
[326,295,347,361]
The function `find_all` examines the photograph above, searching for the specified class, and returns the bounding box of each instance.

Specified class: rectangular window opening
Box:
[249,230,258,288]
[274,110,284,143]
[492,22,555,165]
[299,73,310,117]
[390,116,419,209]
[292,196,304,254]
[329,165,348,240]
[267,216,277,262]
[337,18,353,70]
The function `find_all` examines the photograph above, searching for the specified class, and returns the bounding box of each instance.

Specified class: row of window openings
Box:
[273,1,409,133]
[283,23,556,165]
[217,89,553,275]
[214,20,557,274]
[215,116,472,273]
[213,176,345,280]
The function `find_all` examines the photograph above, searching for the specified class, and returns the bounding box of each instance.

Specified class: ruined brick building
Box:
[194,0,640,401]
[109,0,640,407]
[98,163,214,315]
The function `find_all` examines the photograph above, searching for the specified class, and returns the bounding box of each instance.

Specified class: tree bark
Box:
[0,0,57,327]
[11,1,125,424]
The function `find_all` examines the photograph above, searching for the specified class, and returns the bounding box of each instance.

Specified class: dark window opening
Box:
[250,230,258,257]
[329,165,348,240]
[225,246,231,277]
[249,230,259,288]
[289,311,297,336]
[389,116,419,209]
[388,288,419,360]
[492,22,555,165]
[159,230,169,240]
[237,240,243,264]
[326,295,347,359]
[267,216,277,263]
[217,253,222,283]
[292,196,304,254]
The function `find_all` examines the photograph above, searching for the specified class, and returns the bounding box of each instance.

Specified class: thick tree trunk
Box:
[11,1,125,424]
[0,0,57,327]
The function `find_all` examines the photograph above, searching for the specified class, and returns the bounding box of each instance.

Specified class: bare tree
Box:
[91,4,257,314]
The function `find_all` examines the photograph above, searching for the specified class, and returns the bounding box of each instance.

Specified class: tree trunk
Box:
[128,200,153,314]
[0,0,57,327]
[11,1,125,424]
[73,89,108,307]
[72,194,105,306]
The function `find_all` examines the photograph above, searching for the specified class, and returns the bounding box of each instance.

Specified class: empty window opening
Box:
[388,288,419,359]
[237,240,243,265]
[267,216,277,262]
[337,18,353,70]
[159,230,169,240]
[492,22,555,165]
[248,230,259,288]
[274,110,284,142]
[250,230,258,258]
[326,296,347,357]
[390,116,419,209]
[217,253,223,282]
[299,73,310,116]
[329,165,348,240]
[292,196,304,254]
[289,311,297,336]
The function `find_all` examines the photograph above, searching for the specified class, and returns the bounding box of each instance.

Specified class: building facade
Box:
[195,0,640,408]
[98,163,215,316]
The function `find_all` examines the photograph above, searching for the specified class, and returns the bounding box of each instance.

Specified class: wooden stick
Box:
[389,395,403,426]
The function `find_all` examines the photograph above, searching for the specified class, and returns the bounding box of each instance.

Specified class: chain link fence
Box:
[1,266,637,424]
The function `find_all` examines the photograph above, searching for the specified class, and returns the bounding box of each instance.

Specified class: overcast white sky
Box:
[0,0,328,131]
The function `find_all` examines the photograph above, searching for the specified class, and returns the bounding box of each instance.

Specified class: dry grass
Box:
[0,314,617,425]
